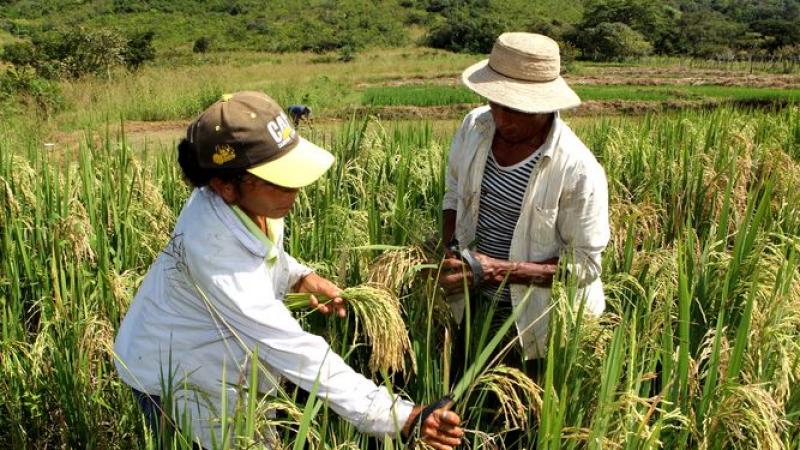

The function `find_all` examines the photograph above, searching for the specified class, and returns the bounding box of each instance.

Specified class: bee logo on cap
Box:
[212,145,236,165]
[266,112,295,149]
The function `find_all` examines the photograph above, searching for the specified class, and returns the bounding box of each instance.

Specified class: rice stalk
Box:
[475,365,542,429]
[366,245,428,293]
[262,397,321,450]
[702,383,789,450]
[287,284,415,374]
[339,284,415,375]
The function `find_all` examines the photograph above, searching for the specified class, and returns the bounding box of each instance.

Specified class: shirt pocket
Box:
[530,205,559,248]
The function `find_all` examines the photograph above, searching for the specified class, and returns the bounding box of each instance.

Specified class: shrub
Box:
[1,41,37,67]
[193,36,211,54]
[337,45,355,63]
[0,67,63,117]
[425,6,506,53]
[123,30,156,70]
[0,26,154,79]
[572,22,652,61]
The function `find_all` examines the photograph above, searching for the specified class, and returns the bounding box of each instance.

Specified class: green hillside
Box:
[0,0,583,52]
[2,0,798,61]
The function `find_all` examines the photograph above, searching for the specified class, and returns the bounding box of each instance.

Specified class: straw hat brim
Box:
[462,59,581,114]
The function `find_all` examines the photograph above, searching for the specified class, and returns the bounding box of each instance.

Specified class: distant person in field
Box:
[438,33,610,374]
[287,104,312,125]
[114,92,463,450]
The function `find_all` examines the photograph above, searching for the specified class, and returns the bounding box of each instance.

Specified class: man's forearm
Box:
[475,253,559,287]
[506,260,558,286]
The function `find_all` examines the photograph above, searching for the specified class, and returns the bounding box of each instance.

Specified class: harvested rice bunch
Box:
[286,284,415,375]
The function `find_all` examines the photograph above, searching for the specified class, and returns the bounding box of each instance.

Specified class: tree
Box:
[673,8,747,58]
[573,22,652,61]
[0,27,144,79]
[576,0,679,54]
[425,5,506,53]
[123,30,156,70]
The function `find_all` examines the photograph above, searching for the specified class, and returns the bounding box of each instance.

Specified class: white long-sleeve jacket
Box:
[443,106,610,359]
[114,187,412,448]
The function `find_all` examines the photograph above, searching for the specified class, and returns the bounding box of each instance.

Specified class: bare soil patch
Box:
[571,66,800,88]
[358,66,800,89]
[49,120,186,152]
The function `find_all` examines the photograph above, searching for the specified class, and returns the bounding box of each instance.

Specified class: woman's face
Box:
[236,175,300,219]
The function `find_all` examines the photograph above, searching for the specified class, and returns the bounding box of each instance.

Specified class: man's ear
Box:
[208,177,238,203]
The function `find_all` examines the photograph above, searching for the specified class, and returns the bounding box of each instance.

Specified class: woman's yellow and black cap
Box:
[187,91,334,188]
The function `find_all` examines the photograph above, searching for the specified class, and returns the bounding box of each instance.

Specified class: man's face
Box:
[489,102,552,143]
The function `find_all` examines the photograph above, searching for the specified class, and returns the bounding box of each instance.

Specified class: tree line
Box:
[423,0,800,63]
[1,0,798,117]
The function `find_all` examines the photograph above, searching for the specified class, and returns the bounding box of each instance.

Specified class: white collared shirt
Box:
[114,187,412,448]
[443,106,610,359]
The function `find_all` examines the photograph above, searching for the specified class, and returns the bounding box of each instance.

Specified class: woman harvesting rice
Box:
[114,91,462,449]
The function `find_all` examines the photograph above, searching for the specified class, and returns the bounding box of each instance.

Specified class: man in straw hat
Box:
[439,33,610,373]
[114,91,463,449]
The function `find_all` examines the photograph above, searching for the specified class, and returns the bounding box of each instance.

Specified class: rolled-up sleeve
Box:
[556,164,610,287]
[286,252,314,289]
[442,120,466,212]
[182,238,413,437]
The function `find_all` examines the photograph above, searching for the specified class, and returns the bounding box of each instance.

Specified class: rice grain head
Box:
[476,365,542,429]
[341,284,416,374]
[701,383,789,450]
[367,245,428,293]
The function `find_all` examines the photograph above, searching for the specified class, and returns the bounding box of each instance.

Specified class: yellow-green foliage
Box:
[1,105,800,449]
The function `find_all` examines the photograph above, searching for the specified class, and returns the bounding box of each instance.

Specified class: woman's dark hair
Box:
[177,138,248,187]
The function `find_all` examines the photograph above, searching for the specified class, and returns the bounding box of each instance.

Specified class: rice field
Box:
[361,84,800,107]
[1,104,800,449]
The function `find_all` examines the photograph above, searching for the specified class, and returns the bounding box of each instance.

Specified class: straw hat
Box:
[462,32,580,114]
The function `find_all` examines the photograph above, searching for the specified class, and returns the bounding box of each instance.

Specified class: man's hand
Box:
[438,256,472,295]
[294,273,346,318]
[403,404,464,450]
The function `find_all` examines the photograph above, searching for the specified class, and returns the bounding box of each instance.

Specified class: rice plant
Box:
[1,104,799,449]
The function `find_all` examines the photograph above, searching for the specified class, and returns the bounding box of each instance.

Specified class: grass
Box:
[361,83,800,107]
[362,84,480,107]
[48,47,473,131]
[573,84,800,103]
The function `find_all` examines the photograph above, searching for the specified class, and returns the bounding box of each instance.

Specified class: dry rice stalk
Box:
[330,443,360,450]
[609,199,664,255]
[366,245,428,293]
[108,269,139,312]
[57,194,96,264]
[261,397,320,450]
[79,317,115,385]
[340,284,416,374]
[475,365,542,429]
[130,162,175,257]
[744,240,800,406]
[702,383,789,450]
[561,426,621,449]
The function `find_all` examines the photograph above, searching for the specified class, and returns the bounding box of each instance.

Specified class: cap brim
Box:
[462,59,581,114]
[247,137,334,188]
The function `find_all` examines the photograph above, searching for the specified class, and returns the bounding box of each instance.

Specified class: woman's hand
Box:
[294,273,346,318]
[403,404,464,450]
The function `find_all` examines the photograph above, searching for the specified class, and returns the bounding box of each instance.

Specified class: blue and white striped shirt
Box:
[476,148,543,302]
